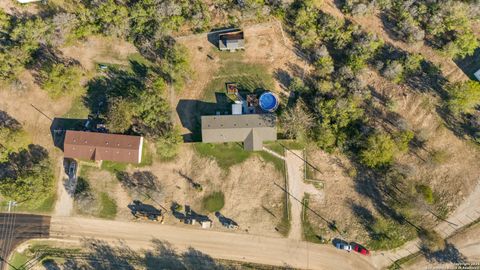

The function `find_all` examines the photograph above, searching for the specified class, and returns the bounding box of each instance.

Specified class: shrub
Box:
[360,132,397,168]
[416,184,434,204]
[155,127,183,160]
[202,191,225,212]
[446,81,480,115]
[419,229,445,251]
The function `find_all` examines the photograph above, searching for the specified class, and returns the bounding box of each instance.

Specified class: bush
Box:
[202,191,225,212]
[155,127,183,160]
[416,184,434,204]
[419,229,445,251]
[446,81,480,115]
[360,132,397,168]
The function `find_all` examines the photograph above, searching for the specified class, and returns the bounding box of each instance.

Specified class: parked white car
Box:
[335,242,352,252]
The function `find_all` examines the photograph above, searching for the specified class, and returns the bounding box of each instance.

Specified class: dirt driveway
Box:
[285,149,324,241]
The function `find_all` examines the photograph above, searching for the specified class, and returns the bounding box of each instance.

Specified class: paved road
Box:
[0,213,50,270]
[49,216,375,270]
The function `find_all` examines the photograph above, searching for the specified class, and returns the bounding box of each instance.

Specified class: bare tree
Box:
[280,100,314,139]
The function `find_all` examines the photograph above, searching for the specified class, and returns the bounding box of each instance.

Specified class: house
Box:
[63,130,143,163]
[218,31,245,51]
[201,114,276,151]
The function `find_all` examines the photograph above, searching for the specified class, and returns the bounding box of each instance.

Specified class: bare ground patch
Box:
[115,145,286,237]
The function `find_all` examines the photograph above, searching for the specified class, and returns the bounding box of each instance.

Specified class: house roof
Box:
[201,114,276,151]
[63,130,143,163]
[219,31,245,50]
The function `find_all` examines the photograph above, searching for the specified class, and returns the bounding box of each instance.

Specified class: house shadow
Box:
[207,27,241,48]
[454,47,480,80]
[176,92,233,142]
[50,118,87,150]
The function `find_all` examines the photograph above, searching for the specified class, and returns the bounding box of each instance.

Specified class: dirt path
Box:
[371,181,480,268]
[49,216,375,270]
[53,159,75,217]
[285,150,323,241]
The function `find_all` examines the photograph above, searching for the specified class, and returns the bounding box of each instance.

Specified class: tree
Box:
[360,132,397,168]
[105,98,134,133]
[0,145,53,202]
[40,63,84,98]
[155,127,183,160]
[280,100,314,140]
[312,97,365,152]
[94,0,130,37]
[446,80,480,115]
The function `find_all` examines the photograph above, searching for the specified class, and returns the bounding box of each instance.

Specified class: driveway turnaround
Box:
[50,216,375,270]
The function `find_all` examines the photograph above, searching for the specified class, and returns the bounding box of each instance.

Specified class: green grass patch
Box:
[62,96,90,119]
[135,141,153,167]
[279,140,306,150]
[101,161,128,173]
[276,198,291,237]
[98,192,117,219]
[302,194,325,243]
[194,143,251,170]
[263,141,285,156]
[366,217,417,250]
[9,250,29,270]
[257,151,285,174]
[202,191,225,212]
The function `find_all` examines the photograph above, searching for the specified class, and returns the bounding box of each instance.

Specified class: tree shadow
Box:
[116,171,161,195]
[454,47,480,80]
[50,117,87,150]
[421,242,467,264]
[176,97,230,142]
[273,68,292,90]
[0,110,22,130]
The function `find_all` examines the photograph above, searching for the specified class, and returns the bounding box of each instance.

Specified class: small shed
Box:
[232,103,242,115]
[219,31,245,52]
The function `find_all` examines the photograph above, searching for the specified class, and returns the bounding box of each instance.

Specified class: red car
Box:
[353,244,370,256]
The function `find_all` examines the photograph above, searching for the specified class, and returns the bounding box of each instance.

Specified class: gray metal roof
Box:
[201,114,277,151]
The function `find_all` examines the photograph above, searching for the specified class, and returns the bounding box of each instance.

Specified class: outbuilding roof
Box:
[201,114,276,151]
[63,131,143,163]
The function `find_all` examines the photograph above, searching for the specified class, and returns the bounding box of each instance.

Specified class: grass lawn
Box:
[257,151,285,174]
[9,251,29,270]
[193,142,251,170]
[100,160,128,173]
[276,193,291,237]
[62,96,90,119]
[134,141,153,167]
[302,194,325,244]
[202,191,225,213]
[15,192,57,213]
[98,192,117,219]
[202,60,274,102]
